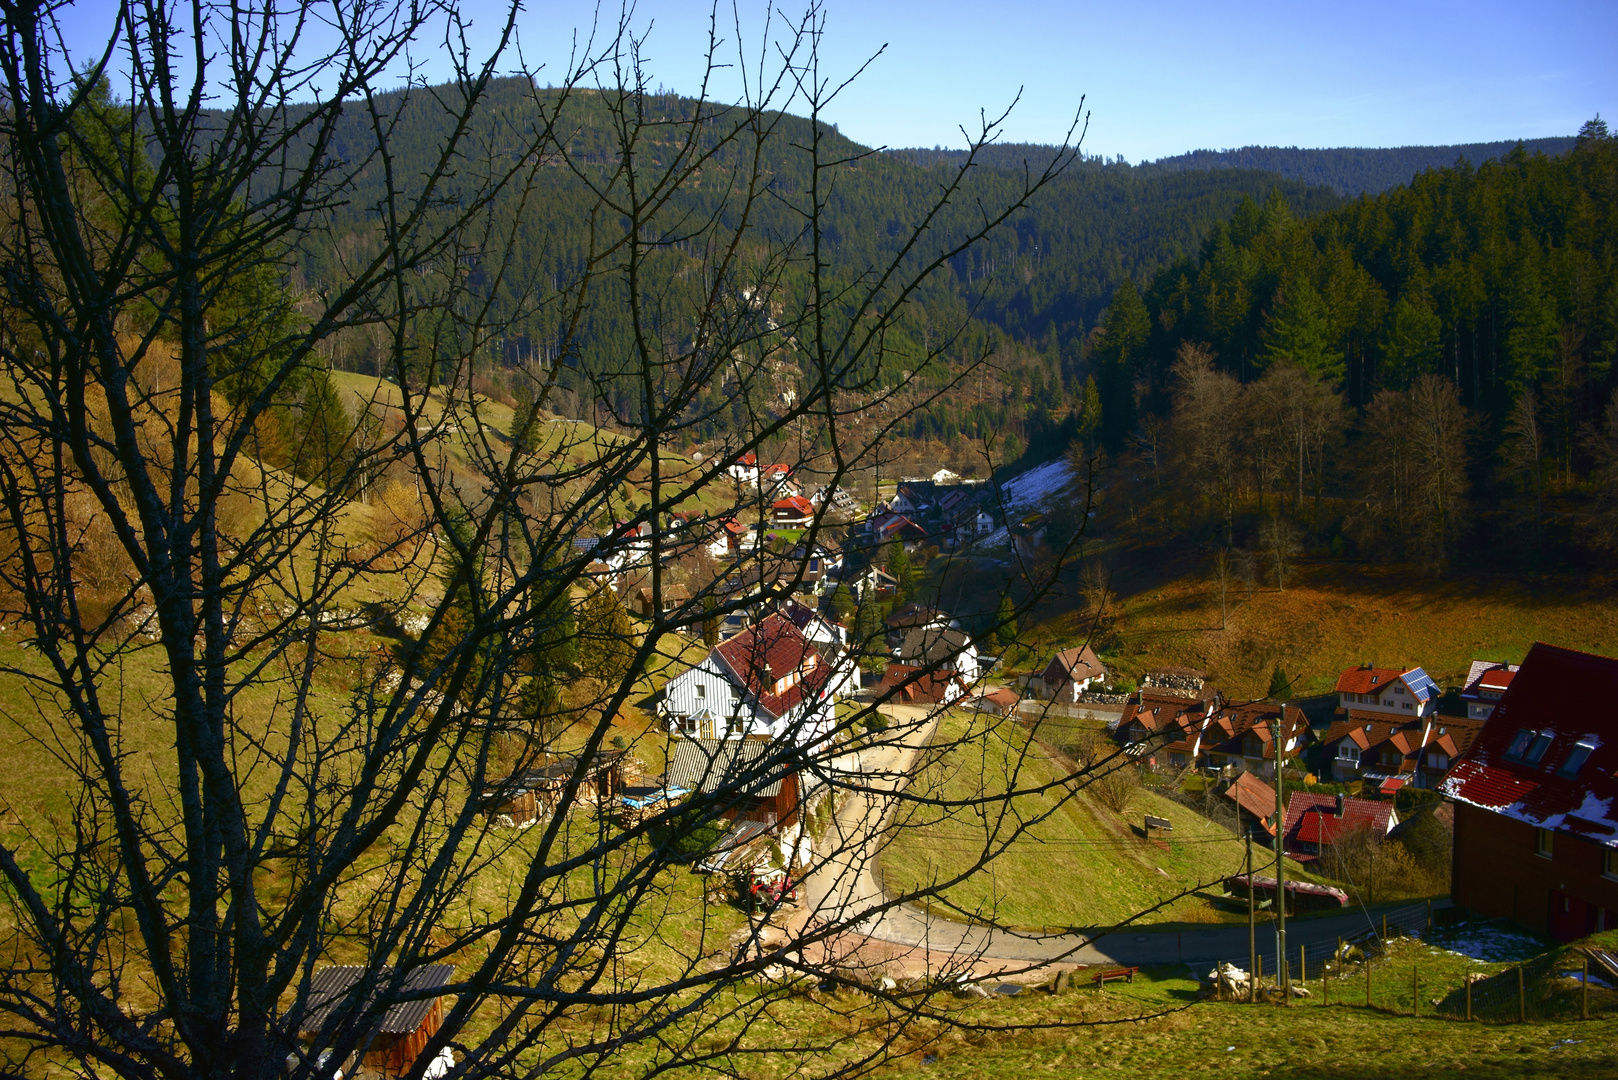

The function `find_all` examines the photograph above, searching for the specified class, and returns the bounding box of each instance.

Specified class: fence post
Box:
[1583,958,1590,1021]
[1465,975,1472,1021]
[1382,913,1388,941]
[1412,965,1418,1017]
[1255,953,1262,1003]
[1426,898,1432,933]
[1367,953,1373,1008]
[1517,966,1526,1023]
[1301,944,1306,999]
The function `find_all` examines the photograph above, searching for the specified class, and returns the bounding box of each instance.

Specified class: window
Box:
[1536,828,1554,860]
[1427,752,1449,771]
[1505,729,1536,760]
[695,683,706,699]
[677,714,697,735]
[1605,849,1617,882]
[1525,732,1554,766]
[1394,685,1405,695]
[1403,701,1414,710]
[1557,742,1595,779]
[1338,744,1361,763]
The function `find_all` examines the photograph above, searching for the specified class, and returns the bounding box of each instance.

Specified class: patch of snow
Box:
[998,458,1076,515]
[1424,920,1547,963]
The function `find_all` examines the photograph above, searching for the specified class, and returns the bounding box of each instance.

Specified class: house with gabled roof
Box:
[660,613,852,746]
[1334,663,1439,719]
[1460,660,1520,720]
[1282,792,1397,860]
[727,450,760,484]
[1114,691,1218,772]
[1318,711,1485,790]
[771,495,815,525]
[1443,642,1618,940]
[1223,772,1280,836]
[1202,703,1311,780]
[1040,644,1107,703]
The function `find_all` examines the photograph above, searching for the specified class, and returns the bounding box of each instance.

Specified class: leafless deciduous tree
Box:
[0,4,1212,1080]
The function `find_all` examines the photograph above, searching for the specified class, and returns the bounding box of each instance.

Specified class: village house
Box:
[667,737,811,829]
[971,687,1020,716]
[1114,692,1218,771]
[1459,659,1519,720]
[1222,771,1280,837]
[1038,644,1107,702]
[727,450,760,484]
[1009,512,1048,559]
[771,495,815,525]
[298,965,455,1079]
[1281,791,1396,861]
[891,620,980,685]
[636,584,691,619]
[1334,663,1440,719]
[1201,703,1311,780]
[877,664,970,706]
[850,564,899,603]
[1317,712,1483,791]
[1444,642,1618,941]
[660,612,851,746]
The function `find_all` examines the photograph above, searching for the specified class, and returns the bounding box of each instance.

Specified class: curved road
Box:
[801,704,1427,968]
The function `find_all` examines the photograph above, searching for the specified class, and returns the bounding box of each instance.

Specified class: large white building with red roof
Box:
[660,612,852,745]
[1443,642,1618,941]
[1333,663,1440,719]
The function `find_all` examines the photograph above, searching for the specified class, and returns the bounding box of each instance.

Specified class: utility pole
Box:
[1247,832,1256,1002]
[1273,705,1288,994]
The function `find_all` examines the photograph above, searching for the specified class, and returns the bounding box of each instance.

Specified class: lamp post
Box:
[1272,706,1288,994]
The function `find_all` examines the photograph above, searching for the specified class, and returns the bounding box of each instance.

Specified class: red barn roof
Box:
[1441,642,1618,847]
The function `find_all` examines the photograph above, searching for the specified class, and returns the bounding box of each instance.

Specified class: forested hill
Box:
[291,78,1340,444]
[892,137,1577,196]
[1143,138,1577,195]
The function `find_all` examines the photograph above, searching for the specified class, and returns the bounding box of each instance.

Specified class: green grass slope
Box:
[882,711,1317,929]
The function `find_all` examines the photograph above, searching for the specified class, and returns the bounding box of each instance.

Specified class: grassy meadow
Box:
[881,711,1321,930]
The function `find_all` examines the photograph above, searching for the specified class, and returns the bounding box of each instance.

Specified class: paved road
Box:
[802,704,1432,968]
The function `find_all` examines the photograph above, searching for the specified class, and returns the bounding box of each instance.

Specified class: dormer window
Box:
[1505,729,1535,760]
[1370,675,1379,685]
[1557,742,1595,779]
[1525,732,1554,766]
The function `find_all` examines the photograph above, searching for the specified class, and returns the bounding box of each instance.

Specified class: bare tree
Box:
[1500,387,1546,556]
[1169,342,1242,544]
[1258,515,1302,591]
[0,5,1200,1080]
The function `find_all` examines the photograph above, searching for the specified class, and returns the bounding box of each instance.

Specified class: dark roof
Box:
[668,738,784,796]
[896,625,974,667]
[483,751,627,798]
[299,965,454,1037]
[1441,642,1618,847]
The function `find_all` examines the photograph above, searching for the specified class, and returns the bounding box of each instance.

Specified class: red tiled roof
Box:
[982,688,1019,708]
[1478,669,1516,691]
[1441,642,1618,847]
[764,463,792,477]
[734,451,758,466]
[1204,704,1309,761]
[1335,666,1406,694]
[878,664,964,705]
[772,495,814,516]
[1282,792,1393,849]
[714,613,829,720]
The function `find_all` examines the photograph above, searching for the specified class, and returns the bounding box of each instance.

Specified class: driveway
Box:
[802,704,1428,968]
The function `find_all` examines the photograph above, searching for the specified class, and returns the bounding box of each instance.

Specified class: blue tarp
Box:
[621,787,688,809]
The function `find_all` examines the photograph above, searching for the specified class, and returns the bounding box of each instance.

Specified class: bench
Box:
[1090,966,1139,987]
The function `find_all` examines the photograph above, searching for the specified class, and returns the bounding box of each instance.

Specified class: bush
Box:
[651,801,727,863]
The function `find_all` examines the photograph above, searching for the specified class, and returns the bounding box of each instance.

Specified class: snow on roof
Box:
[1442,642,1618,848]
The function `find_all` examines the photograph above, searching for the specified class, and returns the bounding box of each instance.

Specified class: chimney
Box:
[1335,792,1345,817]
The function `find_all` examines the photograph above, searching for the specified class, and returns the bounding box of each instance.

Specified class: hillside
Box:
[882,711,1320,930]
[893,136,1577,195]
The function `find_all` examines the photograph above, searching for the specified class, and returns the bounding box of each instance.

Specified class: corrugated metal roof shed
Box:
[668,739,784,796]
[299,965,454,1037]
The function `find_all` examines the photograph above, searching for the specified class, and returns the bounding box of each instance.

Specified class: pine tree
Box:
[1090,279,1150,449]
[994,595,1018,649]
[1380,294,1442,391]
[293,369,355,487]
[1266,664,1294,700]
[884,540,913,603]
[1259,278,1345,384]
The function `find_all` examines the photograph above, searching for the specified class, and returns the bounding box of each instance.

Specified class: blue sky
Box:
[61,1,1616,161]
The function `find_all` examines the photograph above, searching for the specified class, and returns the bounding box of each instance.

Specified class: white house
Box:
[1040,644,1106,703]
[894,622,980,686]
[727,451,760,485]
[1333,664,1440,719]
[661,613,852,746]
